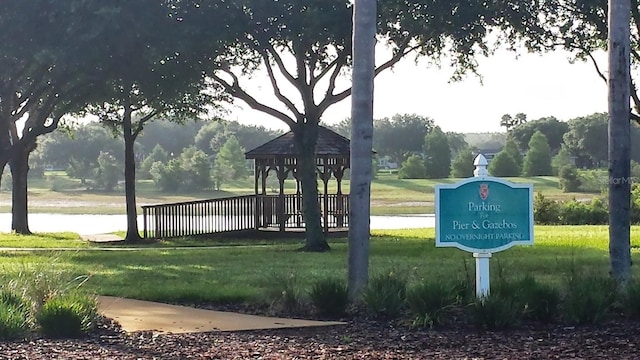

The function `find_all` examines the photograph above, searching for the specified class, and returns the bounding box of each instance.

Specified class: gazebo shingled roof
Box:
[245,126,350,159]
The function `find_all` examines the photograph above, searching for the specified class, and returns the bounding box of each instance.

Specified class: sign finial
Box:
[473,154,489,177]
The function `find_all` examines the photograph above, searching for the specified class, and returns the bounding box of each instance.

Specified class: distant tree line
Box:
[4,119,281,192]
[380,112,640,182]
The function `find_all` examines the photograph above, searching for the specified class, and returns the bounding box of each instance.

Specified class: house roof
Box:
[245,126,351,159]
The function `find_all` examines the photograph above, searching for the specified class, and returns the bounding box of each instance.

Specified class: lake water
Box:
[0,213,435,235]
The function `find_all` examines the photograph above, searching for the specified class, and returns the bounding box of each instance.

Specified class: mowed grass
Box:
[0,226,638,304]
[0,172,598,215]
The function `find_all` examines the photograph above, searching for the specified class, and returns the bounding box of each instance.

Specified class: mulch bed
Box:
[1,309,639,359]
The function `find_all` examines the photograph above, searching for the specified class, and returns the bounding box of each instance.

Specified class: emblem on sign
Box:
[479,183,489,200]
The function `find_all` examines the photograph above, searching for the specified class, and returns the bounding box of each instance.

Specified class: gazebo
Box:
[245,126,350,233]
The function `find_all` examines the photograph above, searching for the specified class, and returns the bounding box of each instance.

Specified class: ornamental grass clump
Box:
[0,289,29,340]
[470,293,521,330]
[36,292,98,338]
[308,277,349,318]
[406,280,457,328]
[621,280,640,319]
[562,274,617,325]
[362,272,407,318]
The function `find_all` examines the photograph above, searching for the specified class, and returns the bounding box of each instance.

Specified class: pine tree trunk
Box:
[294,124,330,252]
[10,144,31,234]
[348,0,376,298]
[123,108,141,243]
[608,0,631,283]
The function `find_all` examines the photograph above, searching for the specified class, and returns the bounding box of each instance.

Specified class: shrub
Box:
[558,165,581,192]
[488,151,520,177]
[406,280,456,327]
[563,274,616,325]
[362,272,407,318]
[533,192,561,224]
[559,199,607,225]
[578,169,607,193]
[0,302,28,340]
[513,276,560,323]
[264,272,303,314]
[522,131,552,176]
[0,289,29,340]
[621,281,640,319]
[308,278,349,318]
[470,294,521,330]
[398,155,425,179]
[36,292,98,338]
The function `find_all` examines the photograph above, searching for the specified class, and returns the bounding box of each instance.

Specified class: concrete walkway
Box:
[98,296,345,334]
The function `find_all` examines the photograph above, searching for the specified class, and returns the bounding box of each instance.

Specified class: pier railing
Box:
[141,193,349,239]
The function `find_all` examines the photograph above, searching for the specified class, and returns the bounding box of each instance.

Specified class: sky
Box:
[224,47,610,134]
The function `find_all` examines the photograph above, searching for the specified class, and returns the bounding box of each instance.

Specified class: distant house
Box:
[473,147,503,163]
[378,156,398,170]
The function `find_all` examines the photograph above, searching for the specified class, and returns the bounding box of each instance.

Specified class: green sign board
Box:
[435,177,533,253]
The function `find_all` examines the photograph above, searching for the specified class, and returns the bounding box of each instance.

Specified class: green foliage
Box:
[373,114,434,165]
[36,292,98,338]
[558,165,581,192]
[450,148,474,178]
[180,146,212,191]
[216,136,248,179]
[398,154,425,179]
[214,136,248,189]
[621,280,640,319]
[1,168,11,192]
[578,169,607,193]
[264,272,303,314]
[362,272,407,318]
[563,274,616,325]
[509,116,569,154]
[139,144,169,179]
[522,131,552,176]
[503,138,523,171]
[551,146,573,175]
[488,151,520,177]
[424,126,451,179]
[533,192,561,224]
[470,294,521,330]
[0,288,29,340]
[406,280,457,327]
[510,275,560,323]
[0,301,29,340]
[308,278,349,318]
[150,159,183,192]
[94,152,121,191]
[559,198,608,225]
[563,113,608,169]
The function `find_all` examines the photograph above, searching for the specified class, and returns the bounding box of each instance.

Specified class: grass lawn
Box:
[0,172,599,215]
[0,226,638,305]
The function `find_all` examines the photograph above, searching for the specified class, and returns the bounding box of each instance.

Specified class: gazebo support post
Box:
[277,158,286,232]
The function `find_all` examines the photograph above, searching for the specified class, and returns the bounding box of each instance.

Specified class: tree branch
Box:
[260,50,303,119]
[586,51,608,84]
[133,110,160,138]
[212,71,296,128]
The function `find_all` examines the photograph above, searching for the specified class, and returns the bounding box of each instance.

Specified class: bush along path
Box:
[3,272,640,358]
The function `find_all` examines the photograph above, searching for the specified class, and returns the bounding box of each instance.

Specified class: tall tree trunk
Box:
[294,123,330,252]
[123,108,141,243]
[608,0,631,284]
[10,143,31,234]
[0,114,11,190]
[348,0,376,298]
